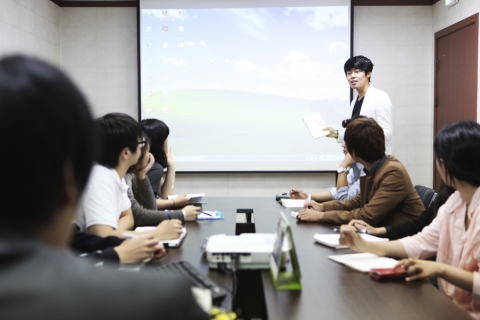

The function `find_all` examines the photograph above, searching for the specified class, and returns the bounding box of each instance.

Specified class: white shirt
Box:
[337,84,393,154]
[75,165,131,231]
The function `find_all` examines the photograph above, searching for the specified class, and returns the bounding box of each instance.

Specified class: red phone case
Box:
[369,265,407,280]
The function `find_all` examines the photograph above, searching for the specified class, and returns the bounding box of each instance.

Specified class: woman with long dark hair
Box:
[139,119,190,209]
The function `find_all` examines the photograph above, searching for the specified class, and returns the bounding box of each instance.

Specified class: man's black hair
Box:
[94,113,142,169]
[344,55,374,82]
[0,55,94,232]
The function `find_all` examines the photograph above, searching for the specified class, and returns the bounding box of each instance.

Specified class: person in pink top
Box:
[340,120,480,319]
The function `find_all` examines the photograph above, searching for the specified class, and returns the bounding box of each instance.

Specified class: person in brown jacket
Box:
[298,117,424,226]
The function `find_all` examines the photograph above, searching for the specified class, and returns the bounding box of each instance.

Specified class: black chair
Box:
[414,185,437,211]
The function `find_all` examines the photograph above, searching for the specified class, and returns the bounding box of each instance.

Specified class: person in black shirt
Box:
[348,184,455,240]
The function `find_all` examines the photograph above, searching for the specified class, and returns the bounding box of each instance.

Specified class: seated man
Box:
[290,116,366,203]
[298,117,424,226]
[76,113,183,240]
[0,55,207,319]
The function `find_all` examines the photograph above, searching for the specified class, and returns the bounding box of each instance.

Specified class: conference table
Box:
[154,197,471,320]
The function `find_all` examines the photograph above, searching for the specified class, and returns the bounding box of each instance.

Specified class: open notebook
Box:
[314,233,389,249]
[135,227,187,248]
[328,253,398,273]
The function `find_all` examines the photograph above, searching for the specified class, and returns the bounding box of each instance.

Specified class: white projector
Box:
[206,233,287,270]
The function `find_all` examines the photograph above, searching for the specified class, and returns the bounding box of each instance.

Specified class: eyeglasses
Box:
[130,139,147,148]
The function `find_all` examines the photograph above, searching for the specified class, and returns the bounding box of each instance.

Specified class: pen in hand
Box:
[331,226,369,234]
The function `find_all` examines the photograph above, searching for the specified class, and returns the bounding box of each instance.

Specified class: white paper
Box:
[302,112,330,139]
[280,199,306,208]
[290,211,299,218]
[168,193,205,202]
[135,227,187,247]
[328,253,398,273]
[314,233,389,249]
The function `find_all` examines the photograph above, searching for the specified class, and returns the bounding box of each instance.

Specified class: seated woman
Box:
[340,120,480,318]
[140,119,190,210]
[348,184,455,240]
[127,133,200,224]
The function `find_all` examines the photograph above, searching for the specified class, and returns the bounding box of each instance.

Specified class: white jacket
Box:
[337,84,393,154]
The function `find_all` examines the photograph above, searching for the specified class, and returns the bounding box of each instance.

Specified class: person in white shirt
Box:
[325,55,393,154]
[76,113,182,241]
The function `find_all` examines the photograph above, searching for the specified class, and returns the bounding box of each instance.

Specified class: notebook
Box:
[198,211,224,220]
[280,199,306,208]
[168,193,205,204]
[314,233,389,249]
[135,227,187,248]
[328,253,398,273]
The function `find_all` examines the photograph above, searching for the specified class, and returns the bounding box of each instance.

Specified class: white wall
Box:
[433,0,480,120]
[354,6,434,188]
[0,0,60,65]
[60,7,137,119]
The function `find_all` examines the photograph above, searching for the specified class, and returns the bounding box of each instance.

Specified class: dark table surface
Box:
[154,197,471,320]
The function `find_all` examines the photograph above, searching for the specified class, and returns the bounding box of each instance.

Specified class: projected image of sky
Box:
[140,6,351,171]
[142,7,348,101]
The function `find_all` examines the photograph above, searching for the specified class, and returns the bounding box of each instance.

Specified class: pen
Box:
[331,226,369,234]
[201,211,213,216]
[166,210,171,220]
[307,194,311,202]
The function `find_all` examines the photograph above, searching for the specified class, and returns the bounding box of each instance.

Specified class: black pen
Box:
[331,226,369,234]
[201,211,213,216]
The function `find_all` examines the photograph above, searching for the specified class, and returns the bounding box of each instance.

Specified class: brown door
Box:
[434,14,478,191]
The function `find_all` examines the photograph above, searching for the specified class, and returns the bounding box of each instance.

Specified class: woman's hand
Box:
[339,225,368,252]
[397,258,442,282]
[166,147,176,168]
[348,219,385,237]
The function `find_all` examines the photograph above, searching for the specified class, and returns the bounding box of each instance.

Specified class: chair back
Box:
[414,185,437,211]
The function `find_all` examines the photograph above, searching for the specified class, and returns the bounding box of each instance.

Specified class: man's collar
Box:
[364,154,388,176]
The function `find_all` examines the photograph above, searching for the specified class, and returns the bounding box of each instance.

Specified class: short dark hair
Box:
[344,55,374,82]
[342,115,368,128]
[0,55,94,231]
[344,117,385,162]
[94,113,142,169]
[139,119,169,168]
[434,120,480,187]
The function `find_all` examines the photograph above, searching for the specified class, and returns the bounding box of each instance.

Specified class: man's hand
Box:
[290,189,307,199]
[137,153,155,180]
[172,194,190,207]
[183,205,201,221]
[155,219,183,240]
[339,225,368,252]
[114,236,159,264]
[297,209,324,222]
[397,259,442,282]
[166,147,176,168]
[304,200,323,212]
[341,153,356,168]
[323,126,338,139]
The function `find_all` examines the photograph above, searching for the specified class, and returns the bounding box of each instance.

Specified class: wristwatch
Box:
[337,166,348,174]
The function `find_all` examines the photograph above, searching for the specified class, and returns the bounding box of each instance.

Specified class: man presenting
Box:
[325,55,393,154]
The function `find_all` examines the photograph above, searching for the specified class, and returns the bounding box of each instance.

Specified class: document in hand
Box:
[314,233,389,249]
[197,211,224,220]
[280,199,306,208]
[302,112,330,139]
[135,227,187,248]
[328,253,398,273]
[168,193,206,203]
